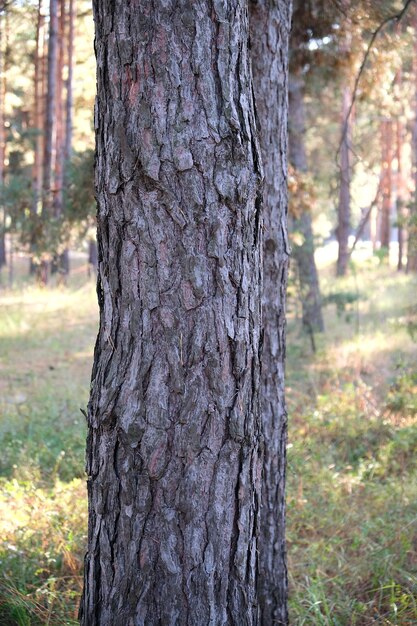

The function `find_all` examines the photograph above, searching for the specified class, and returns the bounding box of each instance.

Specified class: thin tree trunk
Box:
[33,0,45,211]
[43,0,58,199]
[249,2,291,624]
[379,118,393,252]
[38,0,58,284]
[407,7,417,272]
[288,72,324,333]
[30,0,46,274]
[64,0,74,173]
[51,0,68,279]
[0,6,6,270]
[396,118,405,271]
[80,2,265,624]
[336,84,351,276]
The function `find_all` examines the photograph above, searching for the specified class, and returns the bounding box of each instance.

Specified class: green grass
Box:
[286,250,417,625]
[0,249,416,624]
[0,258,97,625]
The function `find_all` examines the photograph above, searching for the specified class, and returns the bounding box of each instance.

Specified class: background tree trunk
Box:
[249,1,291,623]
[336,84,351,276]
[396,117,405,271]
[43,0,58,201]
[288,72,324,333]
[379,118,393,251]
[407,7,417,272]
[0,5,6,270]
[64,0,74,174]
[80,1,266,624]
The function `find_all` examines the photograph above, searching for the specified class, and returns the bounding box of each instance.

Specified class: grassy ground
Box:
[0,248,416,625]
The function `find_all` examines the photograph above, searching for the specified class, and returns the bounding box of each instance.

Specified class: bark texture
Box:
[288,72,323,333]
[80,2,265,624]
[249,1,291,624]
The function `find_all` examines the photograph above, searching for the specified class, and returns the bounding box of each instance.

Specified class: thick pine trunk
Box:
[80,2,264,624]
[288,72,323,333]
[249,2,291,624]
[379,119,393,252]
[336,85,351,277]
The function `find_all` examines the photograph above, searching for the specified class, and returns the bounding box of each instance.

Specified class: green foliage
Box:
[322,289,361,321]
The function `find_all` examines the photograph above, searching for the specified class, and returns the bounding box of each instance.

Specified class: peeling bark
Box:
[80,2,267,624]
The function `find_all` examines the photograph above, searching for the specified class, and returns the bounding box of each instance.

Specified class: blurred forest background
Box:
[0,0,416,624]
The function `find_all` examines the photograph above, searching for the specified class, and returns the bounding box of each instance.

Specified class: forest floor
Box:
[0,245,416,625]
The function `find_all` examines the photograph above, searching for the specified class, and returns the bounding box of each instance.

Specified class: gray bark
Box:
[249,2,291,624]
[288,72,324,333]
[80,2,266,624]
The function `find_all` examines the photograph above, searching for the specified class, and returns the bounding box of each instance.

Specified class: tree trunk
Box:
[87,237,97,278]
[51,0,69,279]
[336,84,351,276]
[37,0,58,284]
[288,72,324,333]
[408,7,417,272]
[396,118,405,271]
[0,6,6,270]
[42,0,58,211]
[64,0,74,173]
[80,2,266,624]
[249,2,291,624]
[379,118,393,252]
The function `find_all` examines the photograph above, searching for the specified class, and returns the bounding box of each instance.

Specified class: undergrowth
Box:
[0,255,416,624]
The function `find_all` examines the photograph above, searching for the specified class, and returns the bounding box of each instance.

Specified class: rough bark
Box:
[379,118,393,251]
[80,2,265,624]
[249,2,291,624]
[336,84,351,277]
[288,72,323,333]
